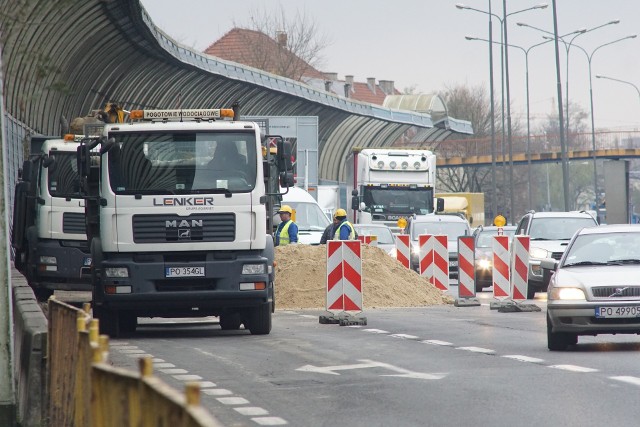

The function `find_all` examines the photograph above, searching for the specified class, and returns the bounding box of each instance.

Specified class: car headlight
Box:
[530,247,549,259]
[105,267,129,278]
[242,264,266,275]
[476,258,492,270]
[549,287,586,300]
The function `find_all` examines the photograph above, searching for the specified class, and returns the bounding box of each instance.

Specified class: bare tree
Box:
[234,6,331,81]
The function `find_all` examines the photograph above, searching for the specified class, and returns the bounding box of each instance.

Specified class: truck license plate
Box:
[83,257,92,266]
[595,306,640,318]
[449,260,458,268]
[165,266,205,278]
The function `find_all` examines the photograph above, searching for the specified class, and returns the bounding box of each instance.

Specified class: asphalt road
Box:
[106,290,640,427]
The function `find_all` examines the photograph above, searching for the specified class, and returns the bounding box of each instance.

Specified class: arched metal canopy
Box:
[2,0,472,182]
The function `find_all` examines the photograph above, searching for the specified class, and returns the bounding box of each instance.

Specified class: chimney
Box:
[379,80,395,95]
[345,75,354,86]
[324,72,338,81]
[367,77,376,94]
[343,83,351,98]
[325,80,333,92]
[276,31,287,47]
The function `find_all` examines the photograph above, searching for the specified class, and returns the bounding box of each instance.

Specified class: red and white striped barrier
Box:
[395,234,410,268]
[510,236,530,301]
[457,236,476,298]
[492,236,510,300]
[326,241,363,313]
[357,235,378,246]
[432,235,449,291]
[418,234,434,280]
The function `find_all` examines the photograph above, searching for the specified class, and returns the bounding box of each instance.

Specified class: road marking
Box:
[390,334,419,340]
[113,345,138,350]
[297,359,446,380]
[456,346,495,354]
[421,340,453,346]
[299,315,317,319]
[362,328,389,334]
[202,389,233,396]
[549,365,598,373]
[159,368,188,374]
[173,374,202,381]
[502,355,545,363]
[153,363,176,368]
[252,416,288,425]
[196,381,217,388]
[217,397,250,405]
[119,349,146,354]
[234,407,269,416]
[152,358,165,363]
[610,376,640,386]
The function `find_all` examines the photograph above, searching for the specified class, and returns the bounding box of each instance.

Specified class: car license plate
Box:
[595,306,640,318]
[449,260,458,268]
[165,266,205,278]
[83,257,92,266]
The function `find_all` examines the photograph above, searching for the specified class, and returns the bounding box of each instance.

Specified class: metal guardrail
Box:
[47,298,223,427]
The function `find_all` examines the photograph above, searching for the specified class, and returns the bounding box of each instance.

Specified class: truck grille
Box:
[62,212,86,234]
[132,213,235,243]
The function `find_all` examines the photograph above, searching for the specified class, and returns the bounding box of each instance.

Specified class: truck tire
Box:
[247,302,272,335]
[93,306,119,338]
[119,312,137,336]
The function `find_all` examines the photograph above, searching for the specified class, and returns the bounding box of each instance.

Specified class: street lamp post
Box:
[573,36,637,219]
[457,2,547,223]
[596,74,640,104]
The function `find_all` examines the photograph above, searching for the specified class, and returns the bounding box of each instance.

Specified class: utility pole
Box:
[0,43,17,426]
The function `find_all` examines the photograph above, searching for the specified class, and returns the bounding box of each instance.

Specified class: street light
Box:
[573,35,637,219]
[596,74,640,102]
[458,2,547,222]
[465,36,553,210]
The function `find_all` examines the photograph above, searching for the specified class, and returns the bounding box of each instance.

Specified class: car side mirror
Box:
[540,258,558,271]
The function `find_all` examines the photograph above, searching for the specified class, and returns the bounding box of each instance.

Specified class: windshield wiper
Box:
[531,237,551,241]
[122,189,176,195]
[563,261,608,267]
[607,259,640,265]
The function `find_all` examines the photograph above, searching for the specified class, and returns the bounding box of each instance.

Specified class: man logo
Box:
[165,219,204,242]
[166,219,203,228]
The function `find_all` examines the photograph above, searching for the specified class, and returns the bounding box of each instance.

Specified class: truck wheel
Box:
[219,313,242,330]
[33,287,54,302]
[247,302,272,335]
[93,306,119,338]
[120,312,137,335]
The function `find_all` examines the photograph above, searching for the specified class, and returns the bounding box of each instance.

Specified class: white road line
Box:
[119,349,146,354]
[362,329,389,334]
[196,381,217,388]
[159,368,188,374]
[299,315,317,319]
[456,346,496,354]
[502,355,545,363]
[251,416,288,425]
[390,334,419,340]
[421,340,453,346]
[173,374,202,381]
[113,345,138,350]
[153,363,176,369]
[152,358,165,363]
[549,365,598,373]
[217,397,250,405]
[234,407,269,416]
[610,376,640,387]
[127,353,153,358]
[109,342,129,346]
[202,389,233,396]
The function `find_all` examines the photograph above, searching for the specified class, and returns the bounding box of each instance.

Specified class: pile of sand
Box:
[274,244,453,310]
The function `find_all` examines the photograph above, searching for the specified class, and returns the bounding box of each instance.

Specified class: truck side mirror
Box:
[436,197,445,213]
[77,145,91,178]
[276,138,293,172]
[351,195,360,209]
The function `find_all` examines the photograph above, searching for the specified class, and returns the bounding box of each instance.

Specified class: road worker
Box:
[275,205,298,246]
[333,208,356,240]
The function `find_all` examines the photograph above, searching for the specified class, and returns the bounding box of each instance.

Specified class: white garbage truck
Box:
[12,134,96,301]
[76,105,294,337]
[347,148,442,233]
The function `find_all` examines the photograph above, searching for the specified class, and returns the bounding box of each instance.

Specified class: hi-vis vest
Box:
[278,220,294,245]
[334,220,356,240]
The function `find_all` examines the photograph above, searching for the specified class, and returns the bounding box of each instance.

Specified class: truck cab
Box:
[12,135,94,301]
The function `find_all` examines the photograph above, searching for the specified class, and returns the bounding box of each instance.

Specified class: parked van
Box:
[277,187,331,244]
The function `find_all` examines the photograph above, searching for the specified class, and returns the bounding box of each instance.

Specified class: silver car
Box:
[545,224,640,351]
[353,224,397,257]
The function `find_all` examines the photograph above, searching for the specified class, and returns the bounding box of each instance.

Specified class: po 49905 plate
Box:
[595,306,640,318]
[165,266,205,278]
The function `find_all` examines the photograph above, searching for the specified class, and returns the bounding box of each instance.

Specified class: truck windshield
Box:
[48,152,82,198]
[362,186,433,216]
[108,131,257,194]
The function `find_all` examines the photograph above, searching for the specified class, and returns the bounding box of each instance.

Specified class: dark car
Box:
[472,225,516,291]
[545,224,640,351]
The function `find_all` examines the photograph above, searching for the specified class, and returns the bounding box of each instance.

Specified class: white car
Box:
[276,187,331,244]
[353,224,397,257]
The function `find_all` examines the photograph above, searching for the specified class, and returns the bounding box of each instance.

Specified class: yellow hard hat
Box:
[278,205,293,214]
[334,208,347,218]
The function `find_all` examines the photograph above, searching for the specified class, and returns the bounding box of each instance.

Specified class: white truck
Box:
[76,106,294,337]
[346,148,442,232]
[12,134,95,301]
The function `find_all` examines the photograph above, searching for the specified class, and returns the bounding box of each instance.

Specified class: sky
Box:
[140,0,640,131]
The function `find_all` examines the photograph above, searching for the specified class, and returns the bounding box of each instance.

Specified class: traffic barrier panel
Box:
[432,235,449,291]
[326,240,363,313]
[357,235,378,246]
[511,236,530,301]
[395,234,410,268]
[457,236,476,298]
[418,234,434,281]
[492,236,510,300]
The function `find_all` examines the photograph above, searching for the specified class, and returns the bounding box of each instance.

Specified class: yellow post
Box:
[185,382,201,406]
[83,302,91,314]
[89,319,99,345]
[139,356,153,378]
[77,316,87,332]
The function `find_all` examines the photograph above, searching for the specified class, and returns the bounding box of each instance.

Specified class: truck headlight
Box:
[549,287,586,300]
[39,255,57,265]
[530,247,549,259]
[105,267,129,278]
[242,264,266,275]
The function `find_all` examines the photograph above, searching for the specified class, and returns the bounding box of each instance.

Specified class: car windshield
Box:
[353,226,394,244]
[275,201,330,231]
[529,217,596,240]
[563,232,640,266]
[411,221,470,241]
[476,228,516,247]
